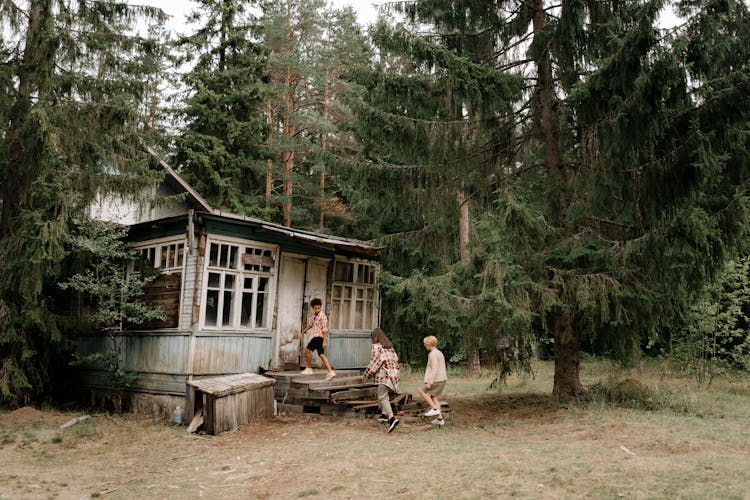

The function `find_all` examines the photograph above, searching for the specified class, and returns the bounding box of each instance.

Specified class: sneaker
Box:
[300,367,314,375]
[424,408,440,417]
[377,414,389,423]
[325,370,336,381]
[387,417,400,433]
[431,418,445,426]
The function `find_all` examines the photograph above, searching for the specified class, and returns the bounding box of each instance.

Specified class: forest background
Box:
[0,0,749,407]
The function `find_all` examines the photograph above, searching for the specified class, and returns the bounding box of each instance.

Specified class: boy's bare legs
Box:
[319,354,333,372]
[320,354,335,380]
[431,395,442,418]
[417,386,438,411]
[304,348,312,369]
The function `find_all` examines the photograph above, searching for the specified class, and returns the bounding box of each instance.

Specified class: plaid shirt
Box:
[307,311,328,338]
[363,343,400,391]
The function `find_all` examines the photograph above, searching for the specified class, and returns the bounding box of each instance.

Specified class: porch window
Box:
[135,241,185,272]
[330,259,378,331]
[129,237,186,329]
[202,239,276,330]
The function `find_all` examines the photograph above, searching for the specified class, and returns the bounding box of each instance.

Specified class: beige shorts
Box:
[423,380,446,397]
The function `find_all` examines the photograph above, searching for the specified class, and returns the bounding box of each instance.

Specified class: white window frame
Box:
[130,236,187,275]
[200,236,278,332]
[330,258,379,332]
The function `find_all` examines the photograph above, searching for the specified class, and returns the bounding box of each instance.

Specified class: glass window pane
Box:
[229,246,238,269]
[209,243,218,267]
[341,298,350,329]
[355,301,363,329]
[331,301,340,329]
[219,245,229,268]
[222,290,233,325]
[177,244,184,267]
[363,300,371,329]
[256,293,266,328]
[205,290,219,326]
[224,274,235,290]
[208,272,220,288]
[334,262,353,282]
[241,292,252,326]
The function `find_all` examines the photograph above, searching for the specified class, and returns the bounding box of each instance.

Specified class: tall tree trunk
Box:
[281,6,293,228]
[552,311,585,398]
[265,98,273,219]
[458,188,470,266]
[319,85,330,231]
[532,0,581,399]
[458,188,480,375]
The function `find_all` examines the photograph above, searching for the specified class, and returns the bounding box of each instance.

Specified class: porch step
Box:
[294,376,364,388]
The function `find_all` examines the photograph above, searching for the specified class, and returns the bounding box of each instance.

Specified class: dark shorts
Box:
[306,336,325,355]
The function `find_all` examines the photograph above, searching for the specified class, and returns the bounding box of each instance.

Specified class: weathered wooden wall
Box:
[327,332,372,368]
[75,332,273,395]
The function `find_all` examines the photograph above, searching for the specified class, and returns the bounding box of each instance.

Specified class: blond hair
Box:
[423,335,438,348]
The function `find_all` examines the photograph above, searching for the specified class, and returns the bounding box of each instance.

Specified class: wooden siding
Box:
[78,369,187,395]
[180,251,199,330]
[139,273,182,329]
[123,333,189,373]
[191,334,273,375]
[327,332,372,368]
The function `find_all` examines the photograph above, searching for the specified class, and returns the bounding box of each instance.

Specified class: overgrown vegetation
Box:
[59,219,166,411]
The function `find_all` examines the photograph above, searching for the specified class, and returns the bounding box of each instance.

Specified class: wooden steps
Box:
[265,369,411,416]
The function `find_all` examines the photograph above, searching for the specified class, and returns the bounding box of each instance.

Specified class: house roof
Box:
[145,145,213,213]
[143,147,381,257]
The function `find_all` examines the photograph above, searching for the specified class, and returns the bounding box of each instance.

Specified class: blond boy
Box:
[417,335,447,425]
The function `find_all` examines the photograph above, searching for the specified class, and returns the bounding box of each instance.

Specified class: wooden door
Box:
[300,258,330,367]
[275,256,306,370]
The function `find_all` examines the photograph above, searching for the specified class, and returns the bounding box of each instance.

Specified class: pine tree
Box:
[0,0,166,405]
[261,0,369,229]
[172,0,268,214]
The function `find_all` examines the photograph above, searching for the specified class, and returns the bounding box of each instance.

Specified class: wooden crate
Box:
[186,373,276,435]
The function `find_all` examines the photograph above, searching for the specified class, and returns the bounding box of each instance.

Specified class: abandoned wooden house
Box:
[80,147,383,420]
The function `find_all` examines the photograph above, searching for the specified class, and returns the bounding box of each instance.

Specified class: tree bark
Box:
[281,7,294,228]
[532,0,582,398]
[265,98,273,219]
[552,311,585,400]
[467,346,481,376]
[458,189,470,266]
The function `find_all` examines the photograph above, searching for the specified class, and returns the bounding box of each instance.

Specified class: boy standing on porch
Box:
[295,298,336,381]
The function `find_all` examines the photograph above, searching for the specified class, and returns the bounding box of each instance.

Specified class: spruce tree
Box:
[0,0,166,405]
[172,0,267,214]
[353,0,750,398]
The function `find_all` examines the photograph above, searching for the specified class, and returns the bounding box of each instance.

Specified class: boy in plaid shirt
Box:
[362,328,401,433]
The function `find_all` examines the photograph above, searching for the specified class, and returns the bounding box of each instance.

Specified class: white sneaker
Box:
[325,371,336,381]
[424,408,440,417]
[431,418,445,426]
[300,367,314,375]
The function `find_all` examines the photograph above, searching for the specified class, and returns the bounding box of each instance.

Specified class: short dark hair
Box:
[310,298,322,307]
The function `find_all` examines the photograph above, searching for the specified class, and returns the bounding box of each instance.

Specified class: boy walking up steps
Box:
[294,298,335,381]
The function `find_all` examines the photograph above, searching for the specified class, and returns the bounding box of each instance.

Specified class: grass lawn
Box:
[1,358,748,499]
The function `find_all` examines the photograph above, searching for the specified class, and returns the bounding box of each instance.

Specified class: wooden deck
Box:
[265,369,411,416]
